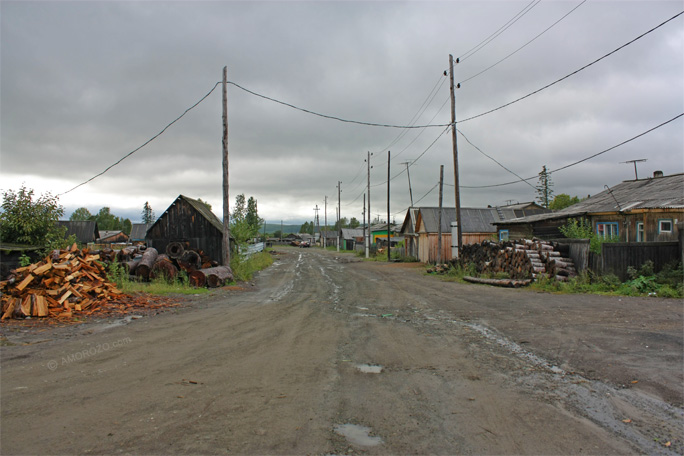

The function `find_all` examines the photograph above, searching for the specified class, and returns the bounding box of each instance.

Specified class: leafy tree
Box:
[559,217,618,254]
[536,165,554,209]
[349,217,360,228]
[334,217,349,230]
[246,197,263,235]
[0,184,71,250]
[70,207,92,221]
[141,202,155,224]
[300,221,311,234]
[549,194,580,210]
[93,207,132,235]
[273,230,283,239]
[230,194,262,245]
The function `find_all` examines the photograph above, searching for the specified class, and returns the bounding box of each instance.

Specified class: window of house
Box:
[658,219,673,234]
[596,222,619,239]
[636,222,644,242]
[499,230,509,241]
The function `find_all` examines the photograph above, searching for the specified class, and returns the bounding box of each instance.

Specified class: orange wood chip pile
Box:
[0,243,177,321]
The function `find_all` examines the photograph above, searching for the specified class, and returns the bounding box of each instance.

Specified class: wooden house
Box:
[146,195,227,265]
[403,203,548,263]
[98,230,129,244]
[400,208,420,259]
[495,172,684,243]
[370,223,401,245]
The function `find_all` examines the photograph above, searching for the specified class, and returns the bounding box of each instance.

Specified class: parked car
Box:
[299,241,310,248]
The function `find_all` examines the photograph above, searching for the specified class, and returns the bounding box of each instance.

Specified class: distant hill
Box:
[263,223,301,235]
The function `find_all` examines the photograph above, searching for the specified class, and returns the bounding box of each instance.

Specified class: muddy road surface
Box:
[2,247,682,455]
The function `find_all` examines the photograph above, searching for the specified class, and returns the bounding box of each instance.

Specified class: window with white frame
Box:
[636,222,644,242]
[499,230,509,241]
[596,222,619,239]
[658,219,673,234]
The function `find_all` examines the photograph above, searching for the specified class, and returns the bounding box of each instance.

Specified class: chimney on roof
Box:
[653,170,664,178]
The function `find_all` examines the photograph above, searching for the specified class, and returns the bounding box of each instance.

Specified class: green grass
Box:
[230,251,274,282]
[438,260,683,298]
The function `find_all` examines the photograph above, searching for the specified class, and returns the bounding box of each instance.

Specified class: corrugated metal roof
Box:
[500,173,684,225]
[341,228,365,240]
[416,206,544,233]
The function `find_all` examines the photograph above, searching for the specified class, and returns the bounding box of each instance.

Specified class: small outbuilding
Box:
[129,223,152,244]
[57,220,99,244]
[146,195,228,265]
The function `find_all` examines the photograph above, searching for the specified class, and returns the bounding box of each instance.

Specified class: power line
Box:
[58,81,221,196]
[456,112,683,189]
[227,81,451,129]
[459,10,684,123]
[373,73,448,155]
[460,0,541,62]
[371,125,451,188]
[460,0,587,85]
[457,129,536,190]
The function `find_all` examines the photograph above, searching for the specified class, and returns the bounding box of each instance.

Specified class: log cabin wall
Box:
[146,197,224,265]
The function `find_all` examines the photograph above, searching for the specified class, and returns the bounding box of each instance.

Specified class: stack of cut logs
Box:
[122,242,233,288]
[0,243,123,320]
[459,239,577,281]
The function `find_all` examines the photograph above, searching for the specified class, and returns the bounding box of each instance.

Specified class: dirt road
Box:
[1,247,682,454]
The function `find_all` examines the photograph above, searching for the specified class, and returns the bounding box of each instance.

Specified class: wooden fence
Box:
[557,239,681,281]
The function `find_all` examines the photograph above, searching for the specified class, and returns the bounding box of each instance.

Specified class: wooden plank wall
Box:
[596,241,680,281]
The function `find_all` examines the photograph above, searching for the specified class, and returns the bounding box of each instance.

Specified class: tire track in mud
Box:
[331,259,683,455]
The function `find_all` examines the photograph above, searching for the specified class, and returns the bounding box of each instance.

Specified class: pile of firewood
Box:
[122,242,233,288]
[459,239,577,281]
[1,244,123,320]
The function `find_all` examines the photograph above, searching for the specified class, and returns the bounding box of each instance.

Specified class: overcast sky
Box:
[1,1,682,226]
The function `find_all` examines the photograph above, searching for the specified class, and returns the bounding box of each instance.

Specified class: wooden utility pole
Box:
[387,150,391,262]
[366,151,372,255]
[324,196,328,248]
[314,205,320,246]
[449,54,462,258]
[400,161,414,206]
[337,182,341,252]
[363,193,368,258]
[438,165,444,264]
[222,66,230,266]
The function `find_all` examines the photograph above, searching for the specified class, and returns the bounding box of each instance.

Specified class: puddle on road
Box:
[351,313,377,318]
[334,423,383,447]
[355,363,383,374]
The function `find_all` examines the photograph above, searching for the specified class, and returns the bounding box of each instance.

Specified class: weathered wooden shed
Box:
[57,220,99,244]
[341,228,364,251]
[146,195,227,265]
[129,223,152,243]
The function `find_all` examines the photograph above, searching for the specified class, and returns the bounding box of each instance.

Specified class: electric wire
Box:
[392,183,440,216]
[227,81,451,129]
[373,73,448,156]
[454,112,683,189]
[370,125,451,189]
[460,0,541,62]
[457,129,536,190]
[459,0,587,85]
[58,81,221,196]
[459,10,684,123]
